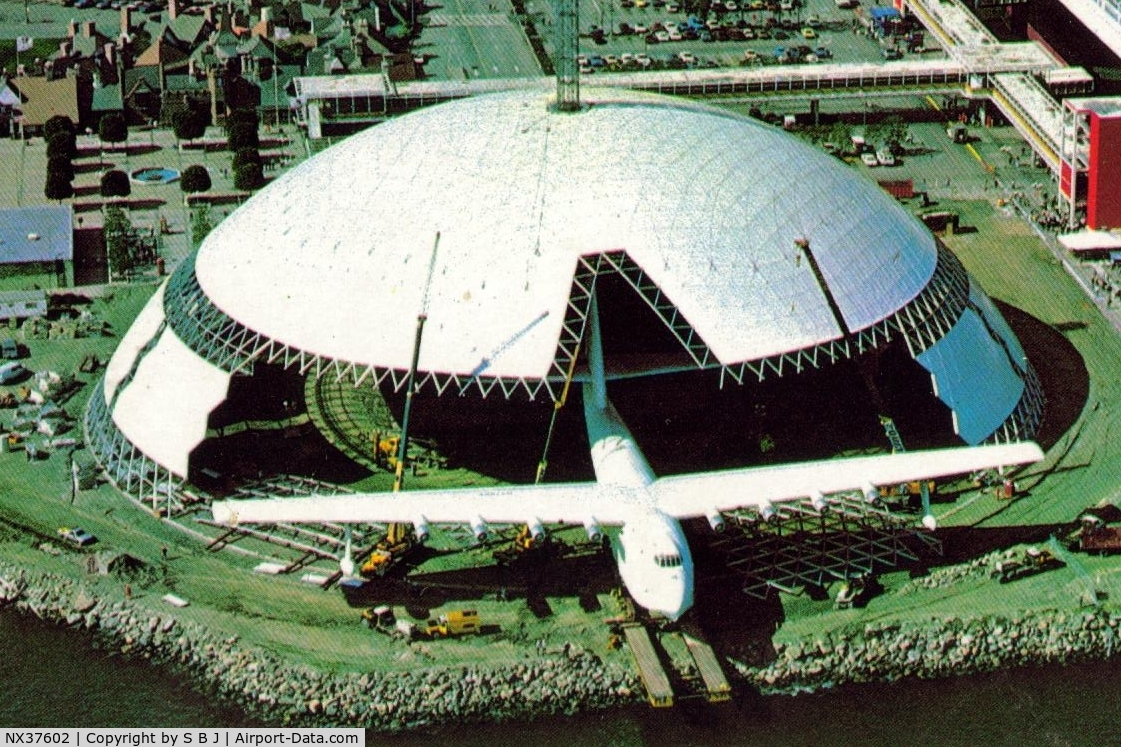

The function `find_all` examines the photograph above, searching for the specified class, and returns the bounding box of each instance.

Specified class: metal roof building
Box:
[85,87,1043,500]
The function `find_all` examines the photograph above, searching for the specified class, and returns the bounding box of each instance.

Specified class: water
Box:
[0,610,257,728]
[3,607,1119,745]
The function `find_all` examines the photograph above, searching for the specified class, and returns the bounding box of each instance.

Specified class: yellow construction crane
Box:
[361,233,440,575]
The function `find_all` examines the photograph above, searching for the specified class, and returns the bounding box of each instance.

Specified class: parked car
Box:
[58,527,97,547]
[0,362,29,384]
[0,338,18,359]
[814,46,833,58]
[876,149,897,166]
[861,152,880,167]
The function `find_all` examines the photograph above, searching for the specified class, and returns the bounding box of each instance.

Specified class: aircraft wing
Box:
[652,441,1044,518]
[211,481,627,527]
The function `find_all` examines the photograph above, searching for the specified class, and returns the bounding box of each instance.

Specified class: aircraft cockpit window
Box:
[655,554,682,568]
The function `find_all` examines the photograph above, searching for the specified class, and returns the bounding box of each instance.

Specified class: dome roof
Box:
[194,87,937,384]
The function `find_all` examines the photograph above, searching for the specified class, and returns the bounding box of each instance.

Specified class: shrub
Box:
[180,164,212,195]
[100,169,131,198]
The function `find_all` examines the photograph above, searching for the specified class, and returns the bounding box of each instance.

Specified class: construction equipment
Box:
[1075,514,1121,554]
[371,432,444,471]
[361,522,415,576]
[373,433,402,469]
[833,574,877,609]
[991,546,1063,583]
[492,524,548,564]
[362,605,419,639]
[425,609,482,638]
[361,604,397,630]
[362,233,441,577]
[878,415,935,529]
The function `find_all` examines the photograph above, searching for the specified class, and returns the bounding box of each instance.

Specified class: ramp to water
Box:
[623,624,674,707]
[683,632,731,702]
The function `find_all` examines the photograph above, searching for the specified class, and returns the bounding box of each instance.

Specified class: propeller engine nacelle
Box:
[862,482,880,505]
[412,516,430,544]
[759,502,777,523]
[469,516,488,543]
[526,519,546,543]
[584,518,602,543]
[706,509,726,533]
[810,491,829,513]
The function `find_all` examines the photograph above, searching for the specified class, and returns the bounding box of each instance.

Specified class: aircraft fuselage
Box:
[583,388,695,621]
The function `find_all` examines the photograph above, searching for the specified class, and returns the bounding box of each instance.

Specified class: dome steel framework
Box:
[84,89,1045,504]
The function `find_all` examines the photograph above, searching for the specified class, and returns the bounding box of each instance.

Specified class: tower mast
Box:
[555,0,580,112]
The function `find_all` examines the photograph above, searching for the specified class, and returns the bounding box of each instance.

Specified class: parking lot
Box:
[558,0,942,71]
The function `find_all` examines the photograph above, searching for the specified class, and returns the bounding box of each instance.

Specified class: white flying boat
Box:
[212,298,1044,621]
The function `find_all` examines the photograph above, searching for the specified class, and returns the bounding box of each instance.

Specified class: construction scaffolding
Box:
[712,495,942,599]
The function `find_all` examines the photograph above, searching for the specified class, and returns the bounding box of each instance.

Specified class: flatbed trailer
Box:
[682,632,731,702]
[623,624,673,707]
[1080,525,1121,553]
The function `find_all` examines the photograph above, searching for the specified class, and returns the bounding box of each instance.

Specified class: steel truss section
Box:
[712,496,942,599]
[594,250,714,368]
[986,360,1045,445]
[158,240,1036,445]
[84,384,189,512]
[717,240,971,384]
[163,240,973,401]
[163,254,562,401]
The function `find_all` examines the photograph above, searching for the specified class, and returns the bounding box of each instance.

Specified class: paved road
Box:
[417,0,542,81]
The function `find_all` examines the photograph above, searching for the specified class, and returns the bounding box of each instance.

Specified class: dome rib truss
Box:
[719,241,972,385]
[164,240,977,403]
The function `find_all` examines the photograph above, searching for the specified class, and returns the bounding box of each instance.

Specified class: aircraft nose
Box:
[662,571,692,621]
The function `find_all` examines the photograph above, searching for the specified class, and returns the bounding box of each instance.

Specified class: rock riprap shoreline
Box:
[741,607,1121,693]
[0,561,639,730]
[4,560,1120,730]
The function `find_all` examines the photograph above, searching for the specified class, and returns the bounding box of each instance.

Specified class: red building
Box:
[1061,97,1121,230]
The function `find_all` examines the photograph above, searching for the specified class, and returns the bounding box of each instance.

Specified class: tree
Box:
[43,115,74,142]
[225,78,261,114]
[231,147,261,172]
[103,204,133,280]
[46,131,76,161]
[225,106,259,135]
[44,171,74,202]
[882,115,908,149]
[180,164,212,196]
[233,161,264,191]
[100,169,131,199]
[98,112,129,150]
[191,204,213,248]
[47,156,75,184]
[172,108,208,144]
[227,121,259,152]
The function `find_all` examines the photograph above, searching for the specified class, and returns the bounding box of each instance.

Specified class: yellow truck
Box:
[425,609,481,638]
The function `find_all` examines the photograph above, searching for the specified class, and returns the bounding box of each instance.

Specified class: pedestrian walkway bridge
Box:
[906,0,1079,174]
[294,0,1081,180]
